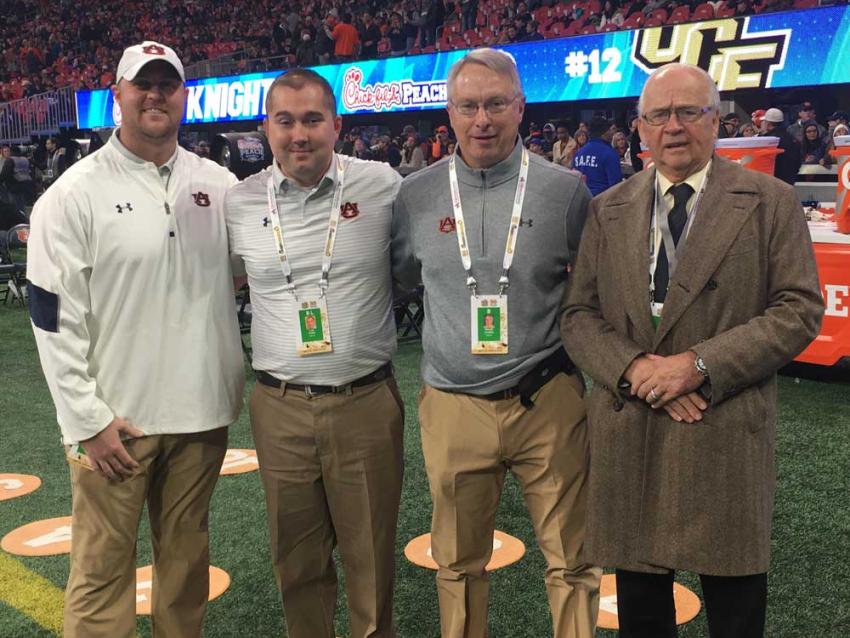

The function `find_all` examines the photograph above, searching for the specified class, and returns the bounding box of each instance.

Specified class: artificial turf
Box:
[1,301,848,637]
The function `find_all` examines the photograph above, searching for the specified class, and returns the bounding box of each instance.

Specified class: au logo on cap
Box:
[142,44,166,56]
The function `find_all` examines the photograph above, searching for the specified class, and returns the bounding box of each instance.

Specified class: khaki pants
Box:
[419,373,601,638]
[250,377,404,638]
[64,427,228,638]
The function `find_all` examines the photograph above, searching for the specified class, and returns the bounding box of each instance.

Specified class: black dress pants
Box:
[615,568,767,638]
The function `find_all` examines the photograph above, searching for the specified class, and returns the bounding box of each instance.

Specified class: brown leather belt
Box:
[254,363,393,397]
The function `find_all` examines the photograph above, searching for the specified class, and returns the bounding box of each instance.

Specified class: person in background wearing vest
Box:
[572,115,622,195]
[393,48,600,638]
[0,143,35,211]
[562,63,823,638]
[225,69,404,638]
[44,137,68,186]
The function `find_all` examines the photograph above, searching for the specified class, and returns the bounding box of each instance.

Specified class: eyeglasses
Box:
[641,105,715,126]
[450,95,519,117]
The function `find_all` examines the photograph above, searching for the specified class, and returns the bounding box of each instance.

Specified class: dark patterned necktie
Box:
[653,183,694,303]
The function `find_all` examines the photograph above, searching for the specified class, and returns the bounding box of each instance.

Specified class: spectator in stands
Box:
[762,107,801,185]
[359,11,382,59]
[388,13,409,56]
[296,31,318,67]
[828,111,850,140]
[611,130,635,178]
[800,122,829,166]
[354,137,373,160]
[326,14,360,62]
[787,101,826,143]
[528,136,546,157]
[552,122,578,168]
[462,0,479,32]
[739,121,757,137]
[521,21,544,41]
[428,125,453,164]
[539,122,556,154]
[719,112,739,138]
[195,140,210,158]
[398,134,425,175]
[446,141,457,156]
[572,116,623,195]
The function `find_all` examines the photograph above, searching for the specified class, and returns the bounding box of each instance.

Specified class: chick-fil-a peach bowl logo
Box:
[342,67,447,112]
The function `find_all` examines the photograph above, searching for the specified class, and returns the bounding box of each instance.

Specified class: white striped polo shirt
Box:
[226,155,402,385]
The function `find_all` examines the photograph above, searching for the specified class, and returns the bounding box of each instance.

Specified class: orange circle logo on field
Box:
[0,474,42,501]
[135,565,230,615]
[596,573,701,629]
[404,530,525,571]
[1,516,72,556]
[219,449,259,475]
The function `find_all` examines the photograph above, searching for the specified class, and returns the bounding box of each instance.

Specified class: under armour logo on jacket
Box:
[115,202,133,214]
[262,217,270,227]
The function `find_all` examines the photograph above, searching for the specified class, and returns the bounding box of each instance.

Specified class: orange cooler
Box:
[714,137,783,175]
[829,135,850,234]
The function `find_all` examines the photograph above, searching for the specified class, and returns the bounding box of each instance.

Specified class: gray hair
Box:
[446,48,523,102]
[637,63,721,115]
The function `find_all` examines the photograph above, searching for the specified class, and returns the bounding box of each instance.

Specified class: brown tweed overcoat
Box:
[561,156,824,576]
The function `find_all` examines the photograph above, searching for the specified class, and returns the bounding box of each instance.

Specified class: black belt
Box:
[449,348,577,408]
[255,363,393,397]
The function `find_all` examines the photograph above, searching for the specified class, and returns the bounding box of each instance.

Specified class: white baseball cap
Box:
[762,108,784,124]
[117,41,185,83]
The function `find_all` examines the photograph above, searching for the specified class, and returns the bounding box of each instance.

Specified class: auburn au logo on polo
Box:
[192,191,211,207]
[340,202,360,219]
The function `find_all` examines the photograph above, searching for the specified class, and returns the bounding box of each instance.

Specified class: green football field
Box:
[1,300,848,637]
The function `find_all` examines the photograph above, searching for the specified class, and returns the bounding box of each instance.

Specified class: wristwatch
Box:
[694,354,710,379]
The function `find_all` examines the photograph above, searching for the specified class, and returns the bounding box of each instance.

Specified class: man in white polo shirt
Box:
[225,69,403,638]
[27,41,243,637]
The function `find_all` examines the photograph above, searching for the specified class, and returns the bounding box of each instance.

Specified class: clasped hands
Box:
[623,352,707,423]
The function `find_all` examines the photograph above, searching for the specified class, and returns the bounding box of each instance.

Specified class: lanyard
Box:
[448,146,530,295]
[266,155,347,298]
[648,165,710,300]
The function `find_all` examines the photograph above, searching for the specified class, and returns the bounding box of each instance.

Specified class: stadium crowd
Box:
[0,0,828,102]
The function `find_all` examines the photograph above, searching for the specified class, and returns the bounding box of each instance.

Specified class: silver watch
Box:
[694,355,709,379]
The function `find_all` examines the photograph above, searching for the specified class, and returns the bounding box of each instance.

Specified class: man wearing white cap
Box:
[761,107,802,185]
[27,41,244,637]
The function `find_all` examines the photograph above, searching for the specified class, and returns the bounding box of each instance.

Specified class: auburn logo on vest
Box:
[192,192,211,207]
[340,202,360,219]
[142,44,166,55]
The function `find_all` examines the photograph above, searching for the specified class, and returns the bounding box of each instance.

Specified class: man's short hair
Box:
[637,63,721,116]
[446,48,523,102]
[265,68,337,116]
[589,116,612,139]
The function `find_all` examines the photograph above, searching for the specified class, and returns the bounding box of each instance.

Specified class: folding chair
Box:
[0,224,29,306]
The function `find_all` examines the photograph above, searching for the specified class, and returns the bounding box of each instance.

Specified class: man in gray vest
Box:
[392,48,600,638]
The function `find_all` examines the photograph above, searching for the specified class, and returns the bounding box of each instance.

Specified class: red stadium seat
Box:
[621,12,645,30]
[793,0,818,7]
[644,17,664,27]
[692,3,716,20]
[600,23,619,32]
[667,6,690,24]
[716,4,736,17]
[579,25,597,35]
[649,8,668,23]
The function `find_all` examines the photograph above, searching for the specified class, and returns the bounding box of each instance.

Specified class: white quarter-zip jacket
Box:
[28,133,245,444]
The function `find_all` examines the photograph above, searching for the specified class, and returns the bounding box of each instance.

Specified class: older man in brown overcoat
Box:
[561,63,824,638]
